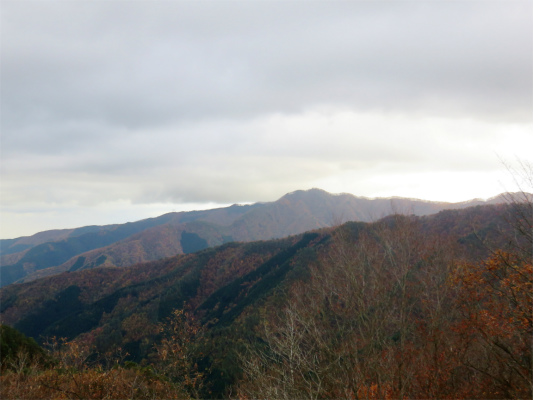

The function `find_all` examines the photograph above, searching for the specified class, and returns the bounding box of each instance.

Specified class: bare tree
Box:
[501,159,533,263]
[239,216,460,399]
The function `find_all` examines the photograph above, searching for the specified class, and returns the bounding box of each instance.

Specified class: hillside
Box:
[0,189,522,287]
[2,201,528,397]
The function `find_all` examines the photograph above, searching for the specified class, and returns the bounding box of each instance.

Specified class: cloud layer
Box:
[1,1,532,238]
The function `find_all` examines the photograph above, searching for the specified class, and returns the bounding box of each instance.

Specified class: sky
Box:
[1,1,532,239]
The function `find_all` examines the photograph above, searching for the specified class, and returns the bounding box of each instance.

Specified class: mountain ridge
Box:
[1,201,525,397]
[1,189,527,287]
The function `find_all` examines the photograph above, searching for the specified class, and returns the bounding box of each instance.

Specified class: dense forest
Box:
[1,191,531,399]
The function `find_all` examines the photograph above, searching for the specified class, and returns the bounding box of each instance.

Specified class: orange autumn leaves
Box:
[450,251,532,399]
[238,217,532,399]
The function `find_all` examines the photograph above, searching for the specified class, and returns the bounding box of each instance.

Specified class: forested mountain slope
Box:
[1,189,521,287]
[2,202,530,398]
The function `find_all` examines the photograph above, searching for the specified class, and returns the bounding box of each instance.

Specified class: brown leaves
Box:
[2,366,188,400]
[450,251,532,398]
[1,335,189,400]
[153,308,206,398]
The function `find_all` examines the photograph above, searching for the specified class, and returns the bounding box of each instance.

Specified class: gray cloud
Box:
[3,1,531,130]
[1,0,532,238]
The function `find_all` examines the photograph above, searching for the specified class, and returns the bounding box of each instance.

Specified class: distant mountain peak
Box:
[281,188,334,199]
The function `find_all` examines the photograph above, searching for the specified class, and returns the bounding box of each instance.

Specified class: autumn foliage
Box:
[1,196,532,399]
[450,251,532,398]
[238,214,533,399]
[1,326,194,400]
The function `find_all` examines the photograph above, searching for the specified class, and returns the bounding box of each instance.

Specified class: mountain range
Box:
[0,188,521,288]
[1,198,527,397]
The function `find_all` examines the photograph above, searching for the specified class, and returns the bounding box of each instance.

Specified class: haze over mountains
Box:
[0,188,520,288]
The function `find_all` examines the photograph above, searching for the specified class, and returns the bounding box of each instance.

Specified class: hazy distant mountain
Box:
[0,189,525,287]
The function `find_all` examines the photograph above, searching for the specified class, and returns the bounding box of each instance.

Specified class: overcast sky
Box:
[1,1,532,239]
